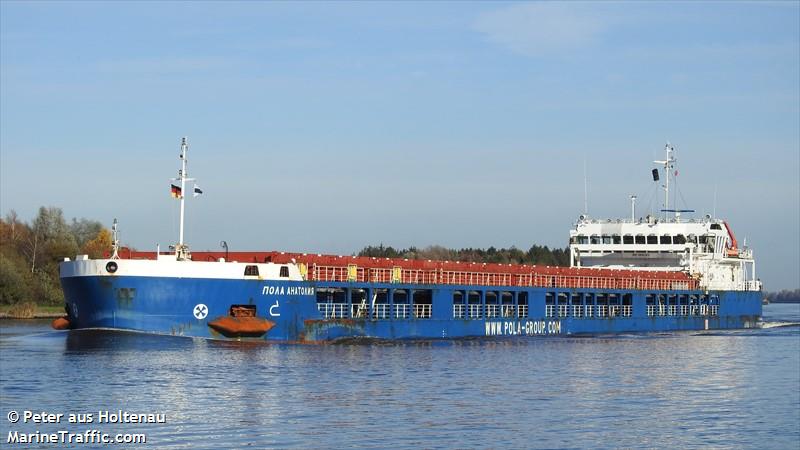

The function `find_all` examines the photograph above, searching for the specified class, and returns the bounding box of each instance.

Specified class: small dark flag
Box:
[193,185,203,197]
[651,169,660,182]
[171,184,183,199]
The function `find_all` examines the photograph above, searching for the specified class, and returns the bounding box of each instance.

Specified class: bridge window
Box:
[590,235,601,244]
[660,235,672,244]
[635,235,646,244]
[612,235,621,244]
[602,235,612,244]
[623,235,634,244]
[576,235,588,244]
[647,235,658,244]
[244,265,259,276]
[279,266,289,277]
[674,235,687,244]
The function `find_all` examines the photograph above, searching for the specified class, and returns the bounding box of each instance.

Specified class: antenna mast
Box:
[654,142,676,220]
[174,137,195,260]
[110,218,120,260]
[583,158,588,216]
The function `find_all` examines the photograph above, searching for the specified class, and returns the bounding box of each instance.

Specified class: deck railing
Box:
[646,304,717,317]
[394,304,408,319]
[468,304,483,319]
[373,304,391,319]
[413,304,432,319]
[317,303,348,319]
[310,264,699,291]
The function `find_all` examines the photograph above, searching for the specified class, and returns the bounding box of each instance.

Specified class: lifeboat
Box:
[208,306,275,338]
[51,317,71,330]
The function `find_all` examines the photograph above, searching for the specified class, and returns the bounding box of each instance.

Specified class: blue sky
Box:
[1,1,798,289]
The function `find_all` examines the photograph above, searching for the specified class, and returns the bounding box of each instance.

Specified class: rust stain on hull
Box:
[301,319,367,342]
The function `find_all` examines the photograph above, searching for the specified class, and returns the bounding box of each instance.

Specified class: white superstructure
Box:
[569,144,760,292]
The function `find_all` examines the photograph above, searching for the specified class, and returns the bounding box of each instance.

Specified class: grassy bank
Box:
[0,303,65,319]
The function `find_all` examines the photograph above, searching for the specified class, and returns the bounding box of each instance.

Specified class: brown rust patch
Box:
[304,319,357,327]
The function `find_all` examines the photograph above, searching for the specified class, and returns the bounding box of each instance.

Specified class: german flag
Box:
[171,184,183,199]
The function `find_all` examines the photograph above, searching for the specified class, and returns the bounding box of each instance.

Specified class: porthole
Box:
[106,261,118,273]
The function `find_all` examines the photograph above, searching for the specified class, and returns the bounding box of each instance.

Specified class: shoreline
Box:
[0,312,64,319]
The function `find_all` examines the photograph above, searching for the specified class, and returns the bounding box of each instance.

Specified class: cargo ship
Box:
[56,139,763,341]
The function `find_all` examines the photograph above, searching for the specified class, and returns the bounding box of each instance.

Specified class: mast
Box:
[654,142,676,220]
[110,218,120,260]
[174,137,195,260]
[179,137,188,249]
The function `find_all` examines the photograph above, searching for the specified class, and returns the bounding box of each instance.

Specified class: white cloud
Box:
[474,3,610,56]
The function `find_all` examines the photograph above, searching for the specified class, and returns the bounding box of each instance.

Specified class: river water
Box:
[1,304,798,449]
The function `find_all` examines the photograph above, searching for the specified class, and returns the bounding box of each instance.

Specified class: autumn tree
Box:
[82,228,112,258]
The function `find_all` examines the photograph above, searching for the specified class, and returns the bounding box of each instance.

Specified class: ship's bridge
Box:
[569,215,759,292]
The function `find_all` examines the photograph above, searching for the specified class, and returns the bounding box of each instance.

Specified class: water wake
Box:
[759,321,800,329]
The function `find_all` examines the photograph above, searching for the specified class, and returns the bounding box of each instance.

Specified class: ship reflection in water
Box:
[1,304,798,449]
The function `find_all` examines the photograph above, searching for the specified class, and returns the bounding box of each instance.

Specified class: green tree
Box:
[70,218,103,249]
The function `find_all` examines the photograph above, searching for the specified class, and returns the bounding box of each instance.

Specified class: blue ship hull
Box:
[60,275,762,342]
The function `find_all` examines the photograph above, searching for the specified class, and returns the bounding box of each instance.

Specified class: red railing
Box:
[125,250,699,291]
[307,264,698,291]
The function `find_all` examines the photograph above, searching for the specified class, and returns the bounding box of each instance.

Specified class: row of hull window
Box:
[573,235,716,245]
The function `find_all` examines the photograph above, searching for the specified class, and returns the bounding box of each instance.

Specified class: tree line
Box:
[765,289,800,303]
[357,243,570,267]
[0,207,110,306]
[3,208,796,308]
